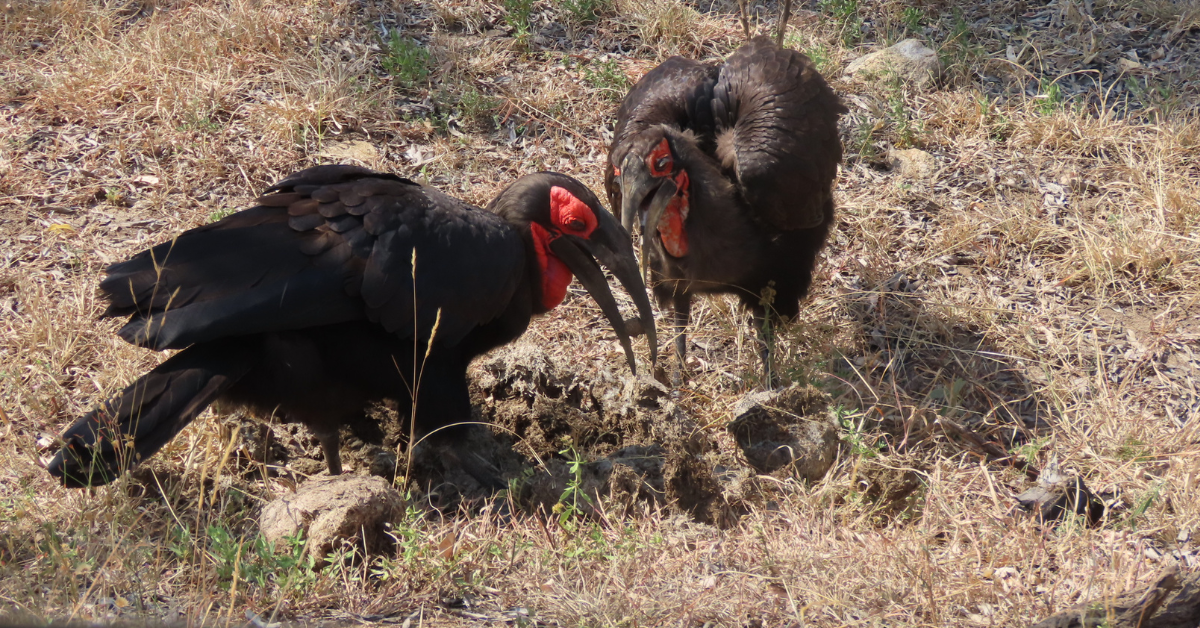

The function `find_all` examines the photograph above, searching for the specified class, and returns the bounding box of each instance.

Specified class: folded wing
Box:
[102,165,526,351]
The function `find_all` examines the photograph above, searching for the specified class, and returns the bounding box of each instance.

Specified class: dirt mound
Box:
[462,343,834,527]
[201,342,836,528]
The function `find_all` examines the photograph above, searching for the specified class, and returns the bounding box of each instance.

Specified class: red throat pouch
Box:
[657,170,690,257]
[529,222,572,309]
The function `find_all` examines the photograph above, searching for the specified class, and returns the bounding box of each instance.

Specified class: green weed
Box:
[1115,437,1151,463]
[458,86,501,129]
[382,33,431,87]
[938,8,986,83]
[205,525,315,592]
[561,0,608,25]
[554,446,594,530]
[1011,436,1050,465]
[580,57,630,103]
[884,71,922,148]
[837,406,884,457]
[819,0,862,45]
[1123,483,1161,530]
[901,6,923,33]
[504,0,534,49]
[1036,79,1064,115]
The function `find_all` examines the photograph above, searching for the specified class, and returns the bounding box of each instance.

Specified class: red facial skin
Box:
[529,186,599,310]
[646,138,691,258]
[657,170,690,257]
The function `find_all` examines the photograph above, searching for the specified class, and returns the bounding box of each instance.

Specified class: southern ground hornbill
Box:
[48,165,656,488]
[606,36,846,383]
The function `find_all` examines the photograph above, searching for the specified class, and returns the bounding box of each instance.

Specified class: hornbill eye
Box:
[647,138,673,176]
[567,218,586,231]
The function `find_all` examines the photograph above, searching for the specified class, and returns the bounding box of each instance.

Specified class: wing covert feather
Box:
[102,165,526,351]
[712,37,848,230]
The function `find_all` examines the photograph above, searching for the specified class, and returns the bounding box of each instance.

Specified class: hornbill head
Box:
[488,172,658,373]
[612,127,693,280]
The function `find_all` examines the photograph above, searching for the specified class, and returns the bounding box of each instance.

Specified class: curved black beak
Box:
[549,211,657,373]
[619,167,678,284]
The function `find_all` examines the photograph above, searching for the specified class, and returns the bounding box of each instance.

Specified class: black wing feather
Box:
[711,37,848,230]
[101,165,526,351]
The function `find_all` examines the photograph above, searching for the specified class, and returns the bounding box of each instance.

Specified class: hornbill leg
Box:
[753,309,778,389]
[671,293,692,386]
[413,357,504,490]
[314,428,343,475]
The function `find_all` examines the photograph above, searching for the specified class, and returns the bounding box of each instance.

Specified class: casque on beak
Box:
[548,207,658,373]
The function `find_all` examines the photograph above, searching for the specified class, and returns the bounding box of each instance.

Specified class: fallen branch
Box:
[934,417,1039,481]
[1030,564,1200,628]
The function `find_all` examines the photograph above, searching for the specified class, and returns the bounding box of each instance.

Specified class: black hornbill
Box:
[605,36,846,383]
[48,165,656,488]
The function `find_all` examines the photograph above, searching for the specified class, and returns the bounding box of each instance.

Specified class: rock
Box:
[888,148,936,180]
[315,140,380,165]
[1015,460,1104,526]
[845,38,940,88]
[260,475,404,564]
[727,385,838,480]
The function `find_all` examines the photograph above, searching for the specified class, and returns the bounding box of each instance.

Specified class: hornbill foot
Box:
[437,440,506,491]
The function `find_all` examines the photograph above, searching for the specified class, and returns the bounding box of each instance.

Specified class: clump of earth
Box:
[210,341,840,529]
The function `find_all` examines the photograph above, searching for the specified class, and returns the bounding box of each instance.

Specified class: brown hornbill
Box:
[48,165,656,488]
[606,37,846,384]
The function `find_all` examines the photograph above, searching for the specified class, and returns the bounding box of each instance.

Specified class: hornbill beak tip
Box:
[549,215,657,374]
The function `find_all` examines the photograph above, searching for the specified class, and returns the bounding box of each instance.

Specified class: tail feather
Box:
[48,340,255,488]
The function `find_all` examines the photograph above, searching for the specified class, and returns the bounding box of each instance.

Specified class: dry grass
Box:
[3,0,1200,626]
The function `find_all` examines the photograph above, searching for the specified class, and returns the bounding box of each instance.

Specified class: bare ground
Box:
[2,0,1200,626]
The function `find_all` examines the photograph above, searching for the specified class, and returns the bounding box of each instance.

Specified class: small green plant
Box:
[1036,79,1064,115]
[818,0,862,45]
[1125,483,1162,529]
[561,0,607,25]
[580,57,630,103]
[938,8,986,82]
[852,117,882,162]
[458,86,501,128]
[883,71,922,148]
[382,32,430,87]
[205,526,315,591]
[1115,437,1151,463]
[553,446,594,530]
[1124,76,1181,120]
[179,114,221,133]
[928,376,967,415]
[802,41,833,76]
[976,93,1013,142]
[209,207,234,222]
[504,0,535,48]
[1011,436,1051,464]
[837,406,884,457]
[901,6,923,33]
